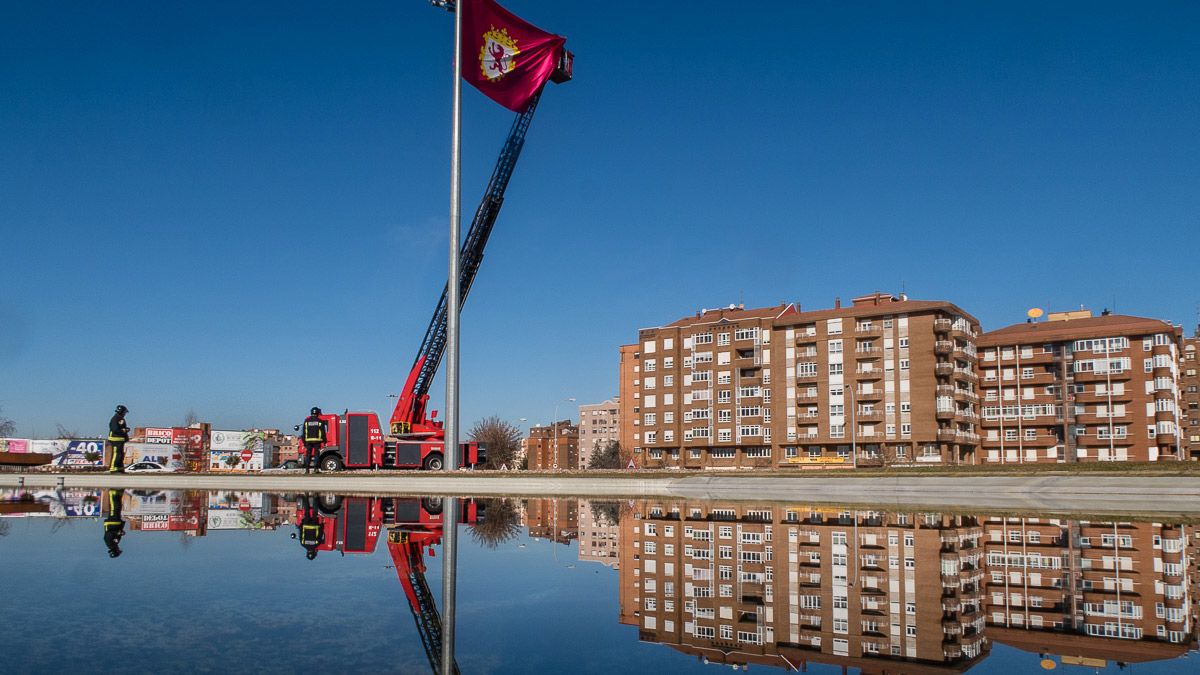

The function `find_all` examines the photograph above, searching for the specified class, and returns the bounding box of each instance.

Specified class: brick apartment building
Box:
[622,294,983,470]
[578,398,620,468]
[525,422,579,470]
[524,498,578,545]
[1181,335,1200,459]
[977,312,1185,463]
[619,344,640,465]
[618,500,989,671]
[982,516,1193,657]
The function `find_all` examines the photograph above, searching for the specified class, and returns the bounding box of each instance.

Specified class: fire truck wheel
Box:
[318,494,343,515]
[319,454,344,473]
[421,497,443,515]
[423,453,444,471]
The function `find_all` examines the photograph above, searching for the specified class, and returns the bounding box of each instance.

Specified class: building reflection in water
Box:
[616,500,1197,672]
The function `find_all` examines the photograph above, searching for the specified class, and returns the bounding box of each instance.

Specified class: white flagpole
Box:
[445,0,463,475]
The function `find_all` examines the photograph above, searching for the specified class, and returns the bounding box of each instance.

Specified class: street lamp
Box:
[552,397,576,470]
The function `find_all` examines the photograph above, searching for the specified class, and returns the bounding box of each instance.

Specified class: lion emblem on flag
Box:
[480,27,520,81]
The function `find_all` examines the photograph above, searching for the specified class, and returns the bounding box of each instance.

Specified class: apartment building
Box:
[525,422,579,471]
[983,516,1193,660]
[619,344,640,465]
[977,312,1185,463]
[577,500,620,569]
[618,500,989,671]
[525,497,578,545]
[625,294,982,470]
[1181,335,1200,459]
[578,398,620,468]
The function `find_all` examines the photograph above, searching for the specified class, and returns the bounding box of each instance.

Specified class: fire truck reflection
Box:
[294,494,484,674]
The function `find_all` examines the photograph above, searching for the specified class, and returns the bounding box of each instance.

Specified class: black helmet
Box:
[109,548,122,558]
[115,405,129,415]
[311,407,322,416]
[306,550,318,561]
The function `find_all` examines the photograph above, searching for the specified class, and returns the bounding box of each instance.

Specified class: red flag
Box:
[461,0,566,112]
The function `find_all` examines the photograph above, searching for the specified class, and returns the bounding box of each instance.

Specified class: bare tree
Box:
[55,424,79,439]
[183,409,200,427]
[468,497,521,549]
[468,416,523,470]
[0,406,15,438]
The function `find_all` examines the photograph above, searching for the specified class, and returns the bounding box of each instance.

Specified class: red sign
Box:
[238,497,251,512]
[240,449,253,463]
[144,428,174,444]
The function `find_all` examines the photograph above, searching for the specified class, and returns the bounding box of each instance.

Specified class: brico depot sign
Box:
[139,514,172,531]
[144,428,175,444]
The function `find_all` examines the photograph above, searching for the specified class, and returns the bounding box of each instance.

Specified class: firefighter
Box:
[300,406,328,474]
[107,405,130,473]
[103,488,126,558]
[291,493,324,560]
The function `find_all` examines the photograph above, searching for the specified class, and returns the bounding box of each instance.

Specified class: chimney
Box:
[834,297,841,309]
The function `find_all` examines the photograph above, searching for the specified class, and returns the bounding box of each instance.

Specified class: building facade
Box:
[525,422,579,471]
[977,313,1185,463]
[619,344,640,466]
[626,294,982,470]
[1181,335,1200,459]
[577,500,621,569]
[618,500,989,670]
[578,398,620,468]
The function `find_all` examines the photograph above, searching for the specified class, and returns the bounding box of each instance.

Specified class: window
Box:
[899,359,910,371]
[717,332,730,346]
[693,332,713,345]
[717,390,731,403]
[899,337,908,349]
[829,363,843,375]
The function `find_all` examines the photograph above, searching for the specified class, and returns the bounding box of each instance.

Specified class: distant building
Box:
[525,498,577,545]
[978,311,1185,463]
[578,398,619,468]
[619,345,640,466]
[576,501,620,569]
[526,422,579,471]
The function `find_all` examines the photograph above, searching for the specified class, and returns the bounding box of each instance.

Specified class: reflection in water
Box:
[1,488,1197,672]
[617,502,1197,672]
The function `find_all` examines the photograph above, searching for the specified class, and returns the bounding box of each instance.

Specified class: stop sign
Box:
[239,498,251,512]
[240,448,253,463]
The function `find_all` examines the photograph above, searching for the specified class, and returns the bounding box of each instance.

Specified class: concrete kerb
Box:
[2,473,1199,516]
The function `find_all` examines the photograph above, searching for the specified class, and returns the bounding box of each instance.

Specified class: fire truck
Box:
[298,494,481,673]
[304,43,573,473]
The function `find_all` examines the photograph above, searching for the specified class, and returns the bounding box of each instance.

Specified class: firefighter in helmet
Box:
[102,488,126,558]
[291,493,324,560]
[300,407,328,474]
[107,405,130,473]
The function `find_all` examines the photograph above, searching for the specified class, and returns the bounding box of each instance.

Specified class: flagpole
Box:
[445,0,462,476]
[441,0,463,672]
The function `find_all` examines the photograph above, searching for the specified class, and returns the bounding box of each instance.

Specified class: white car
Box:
[124,461,171,473]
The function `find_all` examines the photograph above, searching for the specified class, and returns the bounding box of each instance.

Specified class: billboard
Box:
[207,510,266,530]
[208,451,263,472]
[36,439,106,467]
[210,430,264,452]
[125,443,185,471]
[122,490,185,516]
[0,438,30,453]
[207,491,264,510]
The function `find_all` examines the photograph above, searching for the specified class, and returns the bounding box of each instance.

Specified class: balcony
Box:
[856,410,884,422]
[855,368,883,379]
[954,368,978,383]
[856,388,883,400]
[936,408,955,420]
[955,389,979,403]
[935,363,954,377]
[937,429,957,443]
[936,385,955,396]
[856,325,884,335]
[934,318,953,332]
[855,345,880,354]
[935,341,953,355]
[796,371,819,381]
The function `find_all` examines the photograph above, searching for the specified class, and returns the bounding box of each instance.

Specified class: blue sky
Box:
[2,1,1198,437]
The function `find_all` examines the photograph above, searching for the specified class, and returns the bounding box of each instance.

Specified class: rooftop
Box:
[980,313,1177,346]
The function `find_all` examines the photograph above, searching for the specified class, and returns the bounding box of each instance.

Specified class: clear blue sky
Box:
[2,1,1198,437]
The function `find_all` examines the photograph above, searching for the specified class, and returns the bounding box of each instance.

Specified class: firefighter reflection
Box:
[291,493,324,560]
[103,488,126,558]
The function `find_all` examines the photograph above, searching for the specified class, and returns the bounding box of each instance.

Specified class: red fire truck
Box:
[304,41,572,473]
